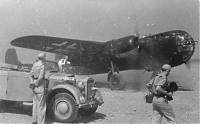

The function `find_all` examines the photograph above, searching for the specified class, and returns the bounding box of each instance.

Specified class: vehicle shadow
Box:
[0,100,106,124]
[47,112,106,124]
[0,101,32,116]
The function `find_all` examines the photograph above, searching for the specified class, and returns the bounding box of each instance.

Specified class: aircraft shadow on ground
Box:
[95,81,110,88]
[95,81,194,92]
[95,81,146,91]
[178,87,194,91]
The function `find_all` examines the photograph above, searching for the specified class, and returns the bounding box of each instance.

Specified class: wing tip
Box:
[10,35,43,47]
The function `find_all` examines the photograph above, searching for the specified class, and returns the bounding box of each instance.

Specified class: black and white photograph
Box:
[0,0,199,123]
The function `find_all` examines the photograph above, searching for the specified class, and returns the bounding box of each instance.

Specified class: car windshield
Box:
[45,60,59,72]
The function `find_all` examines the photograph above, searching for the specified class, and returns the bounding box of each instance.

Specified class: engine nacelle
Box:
[108,35,139,55]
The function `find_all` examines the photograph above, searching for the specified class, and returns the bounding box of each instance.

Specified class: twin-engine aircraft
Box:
[11,30,196,89]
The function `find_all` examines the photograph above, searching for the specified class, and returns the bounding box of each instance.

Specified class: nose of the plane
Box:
[176,33,195,63]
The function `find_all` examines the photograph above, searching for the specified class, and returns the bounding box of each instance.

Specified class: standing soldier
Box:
[58,56,71,72]
[30,53,47,124]
[152,64,177,124]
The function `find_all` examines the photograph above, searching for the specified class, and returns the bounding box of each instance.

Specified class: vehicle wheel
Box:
[51,93,78,123]
[79,106,98,116]
[108,73,125,90]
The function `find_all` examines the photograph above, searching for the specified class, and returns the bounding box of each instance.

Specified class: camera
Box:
[163,81,178,101]
[165,95,173,101]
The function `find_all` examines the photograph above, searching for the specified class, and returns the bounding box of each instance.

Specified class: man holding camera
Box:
[152,64,177,124]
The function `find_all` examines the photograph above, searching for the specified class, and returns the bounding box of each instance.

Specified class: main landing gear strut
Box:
[107,61,125,90]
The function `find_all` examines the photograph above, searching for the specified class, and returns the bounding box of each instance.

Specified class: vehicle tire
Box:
[79,106,98,116]
[108,73,125,90]
[51,93,78,123]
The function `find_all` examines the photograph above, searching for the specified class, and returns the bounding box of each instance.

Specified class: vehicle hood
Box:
[45,72,92,82]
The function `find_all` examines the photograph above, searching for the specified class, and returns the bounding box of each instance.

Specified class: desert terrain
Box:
[0,87,199,124]
[0,47,199,124]
[0,74,199,124]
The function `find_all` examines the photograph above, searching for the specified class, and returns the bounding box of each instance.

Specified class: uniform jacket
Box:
[153,72,169,102]
[30,60,46,94]
[154,72,167,87]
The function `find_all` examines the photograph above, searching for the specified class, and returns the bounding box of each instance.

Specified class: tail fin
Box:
[5,48,21,65]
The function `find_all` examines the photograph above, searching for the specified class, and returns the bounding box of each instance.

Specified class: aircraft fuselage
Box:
[10,30,196,75]
[75,30,195,74]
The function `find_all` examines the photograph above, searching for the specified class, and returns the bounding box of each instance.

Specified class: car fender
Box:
[48,84,82,104]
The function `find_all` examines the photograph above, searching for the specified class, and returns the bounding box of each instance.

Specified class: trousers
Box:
[152,97,176,124]
[32,92,46,124]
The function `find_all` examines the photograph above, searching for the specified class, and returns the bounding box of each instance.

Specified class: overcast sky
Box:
[0,0,198,63]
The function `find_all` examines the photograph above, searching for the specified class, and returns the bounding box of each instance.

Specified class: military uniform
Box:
[30,58,46,124]
[152,72,176,124]
[58,58,71,72]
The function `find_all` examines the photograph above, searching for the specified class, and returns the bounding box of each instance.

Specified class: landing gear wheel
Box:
[51,93,78,123]
[108,73,125,90]
[79,106,98,116]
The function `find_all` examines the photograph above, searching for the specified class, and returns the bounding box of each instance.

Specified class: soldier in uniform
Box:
[30,53,47,124]
[152,64,177,124]
[58,56,71,72]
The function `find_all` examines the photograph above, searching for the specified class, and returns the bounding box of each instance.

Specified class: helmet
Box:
[65,56,68,59]
[162,64,171,70]
[38,53,46,60]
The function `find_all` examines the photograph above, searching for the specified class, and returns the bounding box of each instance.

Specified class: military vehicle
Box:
[0,61,103,123]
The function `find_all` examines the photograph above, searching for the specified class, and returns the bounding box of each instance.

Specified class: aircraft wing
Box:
[11,35,104,55]
[11,35,107,69]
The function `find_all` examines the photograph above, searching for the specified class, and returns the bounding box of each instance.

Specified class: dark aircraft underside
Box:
[11,30,195,75]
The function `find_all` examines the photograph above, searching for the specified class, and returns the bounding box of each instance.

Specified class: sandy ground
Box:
[0,86,199,124]
[0,32,199,124]
[0,55,199,124]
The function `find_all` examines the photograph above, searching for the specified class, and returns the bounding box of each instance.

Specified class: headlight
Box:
[79,95,85,103]
[77,81,85,89]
